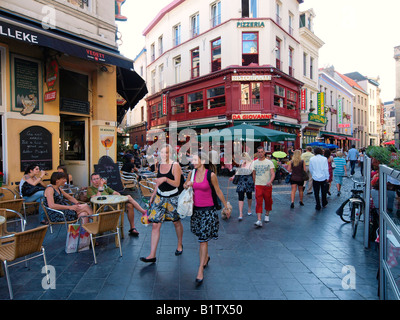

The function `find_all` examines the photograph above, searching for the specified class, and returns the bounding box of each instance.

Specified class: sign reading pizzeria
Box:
[232,75,271,81]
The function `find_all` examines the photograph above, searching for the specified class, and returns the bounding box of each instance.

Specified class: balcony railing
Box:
[239,99,263,112]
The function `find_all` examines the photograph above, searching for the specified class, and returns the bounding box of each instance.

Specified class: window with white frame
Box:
[151,69,156,94]
[173,24,181,46]
[303,52,307,77]
[174,56,181,84]
[159,64,164,89]
[158,35,163,56]
[275,1,282,25]
[211,1,221,27]
[191,13,200,38]
[150,43,155,62]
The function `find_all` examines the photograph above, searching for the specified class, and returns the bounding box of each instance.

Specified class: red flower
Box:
[0,172,3,177]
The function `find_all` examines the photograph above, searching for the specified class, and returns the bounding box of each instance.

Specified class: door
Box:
[60,117,89,188]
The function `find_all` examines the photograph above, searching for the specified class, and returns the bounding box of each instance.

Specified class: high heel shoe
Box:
[290,202,294,209]
[204,256,210,268]
[195,278,203,285]
[175,245,183,256]
[140,257,156,263]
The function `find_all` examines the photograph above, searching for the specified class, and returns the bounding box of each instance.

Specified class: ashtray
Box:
[97,196,107,200]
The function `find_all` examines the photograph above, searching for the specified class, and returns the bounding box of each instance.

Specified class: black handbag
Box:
[21,182,45,197]
[232,175,240,185]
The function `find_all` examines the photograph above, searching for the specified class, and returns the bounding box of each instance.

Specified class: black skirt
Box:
[236,174,255,193]
[190,206,219,242]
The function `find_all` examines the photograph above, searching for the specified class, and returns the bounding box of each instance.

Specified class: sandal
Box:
[129,228,139,236]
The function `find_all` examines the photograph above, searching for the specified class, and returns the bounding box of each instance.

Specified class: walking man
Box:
[301,146,314,194]
[309,147,329,211]
[252,146,275,227]
[348,145,359,176]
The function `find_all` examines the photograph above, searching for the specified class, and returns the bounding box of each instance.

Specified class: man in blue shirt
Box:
[347,145,359,176]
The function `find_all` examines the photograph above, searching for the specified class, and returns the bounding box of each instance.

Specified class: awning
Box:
[116,67,148,123]
[0,10,148,122]
[347,137,360,141]
[322,133,346,140]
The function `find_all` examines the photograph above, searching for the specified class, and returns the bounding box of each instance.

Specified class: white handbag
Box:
[177,169,195,218]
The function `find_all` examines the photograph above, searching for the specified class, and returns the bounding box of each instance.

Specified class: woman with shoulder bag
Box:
[184,151,231,285]
[229,152,254,220]
[287,150,306,209]
[140,144,184,263]
[20,164,47,224]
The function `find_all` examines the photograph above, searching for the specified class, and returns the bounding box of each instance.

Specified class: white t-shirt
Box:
[253,158,274,186]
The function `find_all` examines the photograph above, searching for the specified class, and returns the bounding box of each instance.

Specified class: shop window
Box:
[151,104,157,119]
[274,85,285,108]
[207,86,225,109]
[60,69,88,102]
[191,48,200,79]
[188,91,203,112]
[211,38,221,72]
[241,83,260,105]
[276,38,281,70]
[242,32,258,66]
[171,96,185,114]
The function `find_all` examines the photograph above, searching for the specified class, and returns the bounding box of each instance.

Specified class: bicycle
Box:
[336,177,366,238]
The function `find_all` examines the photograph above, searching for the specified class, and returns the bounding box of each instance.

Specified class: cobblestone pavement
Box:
[0,168,380,300]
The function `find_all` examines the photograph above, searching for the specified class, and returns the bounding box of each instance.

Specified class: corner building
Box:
[144,0,304,152]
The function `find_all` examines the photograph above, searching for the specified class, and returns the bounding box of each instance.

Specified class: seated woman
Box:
[57,165,73,185]
[20,164,47,225]
[44,172,92,224]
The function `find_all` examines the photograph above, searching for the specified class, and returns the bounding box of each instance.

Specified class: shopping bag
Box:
[65,224,90,253]
[177,169,195,218]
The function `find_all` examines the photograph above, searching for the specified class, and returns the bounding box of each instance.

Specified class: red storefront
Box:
[146,65,303,152]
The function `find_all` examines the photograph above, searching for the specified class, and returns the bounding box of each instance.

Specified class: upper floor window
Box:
[275,1,282,25]
[174,56,181,84]
[158,35,163,56]
[211,1,221,27]
[68,0,89,10]
[242,0,258,18]
[310,57,314,80]
[150,43,155,62]
[173,24,181,46]
[275,38,281,70]
[191,13,200,37]
[288,47,294,76]
[303,52,307,77]
[211,38,221,72]
[191,48,200,79]
[288,13,294,36]
[242,32,258,66]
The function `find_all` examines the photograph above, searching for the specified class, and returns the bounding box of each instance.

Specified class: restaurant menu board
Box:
[12,55,42,115]
[94,156,124,192]
[20,126,52,171]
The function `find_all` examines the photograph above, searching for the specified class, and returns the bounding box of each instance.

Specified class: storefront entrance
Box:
[60,116,89,188]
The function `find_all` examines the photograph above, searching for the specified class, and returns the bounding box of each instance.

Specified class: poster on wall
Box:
[11,55,43,116]
[99,126,116,159]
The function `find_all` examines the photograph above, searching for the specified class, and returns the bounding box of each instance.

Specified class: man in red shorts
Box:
[252,146,275,227]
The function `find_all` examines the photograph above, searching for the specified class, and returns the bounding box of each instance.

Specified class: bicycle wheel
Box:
[352,205,360,238]
[339,200,352,223]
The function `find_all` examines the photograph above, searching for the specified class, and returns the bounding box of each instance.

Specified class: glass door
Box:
[60,117,89,188]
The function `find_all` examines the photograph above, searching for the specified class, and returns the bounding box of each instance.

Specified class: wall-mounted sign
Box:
[308,113,326,124]
[161,94,167,116]
[337,98,343,126]
[11,55,43,116]
[232,114,272,120]
[46,59,58,89]
[20,126,52,171]
[338,123,350,128]
[237,21,265,28]
[301,89,306,111]
[317,92,325,116]
[232,75,271,81]
[44,90,57,102]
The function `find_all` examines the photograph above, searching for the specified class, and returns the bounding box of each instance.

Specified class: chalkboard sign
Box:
[20,126,52,171]
[94,156,124,192]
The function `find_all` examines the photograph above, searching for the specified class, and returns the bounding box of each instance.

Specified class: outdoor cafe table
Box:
[90,195,128,240]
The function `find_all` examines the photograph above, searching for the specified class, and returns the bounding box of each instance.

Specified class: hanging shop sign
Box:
[301,89,306,111]
[308,113,326,124]
[337,98,343,126]
[317,92,325,116]
[44,90,57,102]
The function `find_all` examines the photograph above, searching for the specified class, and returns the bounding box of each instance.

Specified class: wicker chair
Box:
[81,210,123,264]
[13,186,39,218]
[0,225,49,299]
[0,207,26,237]
[138,180,155,209]
[120,171,139,190]
[0,187,17,201]
[40,199,78,234]
[0,199,25,224]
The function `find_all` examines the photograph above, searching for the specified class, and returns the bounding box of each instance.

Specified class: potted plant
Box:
[0,172,3,187]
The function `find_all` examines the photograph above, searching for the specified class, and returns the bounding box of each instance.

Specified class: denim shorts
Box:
[334,175,343,185]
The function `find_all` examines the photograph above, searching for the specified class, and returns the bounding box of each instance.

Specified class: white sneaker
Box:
[247,212,252,216]
[254,220,262,227]
[264,215,270,222]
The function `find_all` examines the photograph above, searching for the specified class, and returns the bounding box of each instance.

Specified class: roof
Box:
[344,72,368,82]
[336,72,367,93]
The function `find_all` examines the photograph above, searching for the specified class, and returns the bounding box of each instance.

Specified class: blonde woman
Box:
[229,152,254,220]
[140,144,184,263]
[287,150,306,209]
